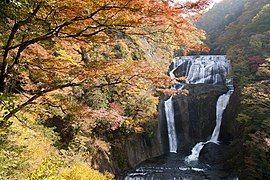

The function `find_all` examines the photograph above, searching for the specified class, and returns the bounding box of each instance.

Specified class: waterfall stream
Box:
[185,89,234,162]
[210,89,234,143]
[165,59,186,153]
[164,55,231,154]
[164,97,177,153]
[120,55,237,180]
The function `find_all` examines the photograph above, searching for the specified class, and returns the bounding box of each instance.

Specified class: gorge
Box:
[119,55,239,179]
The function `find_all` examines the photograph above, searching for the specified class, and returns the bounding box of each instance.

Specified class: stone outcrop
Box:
[123,133,163,167]
[97,129,164,174]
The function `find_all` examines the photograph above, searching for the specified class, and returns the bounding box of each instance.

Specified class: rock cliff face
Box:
[159,84,233,153]
[122,133,163,167]
[95,129,164,174]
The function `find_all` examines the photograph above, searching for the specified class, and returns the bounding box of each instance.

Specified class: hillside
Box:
[198,0,270,179]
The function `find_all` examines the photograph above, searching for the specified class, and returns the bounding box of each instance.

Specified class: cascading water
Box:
[164,55,231,154]
[120,55,237,180]
[172,55,230,85]
[164,97,177,153]
[179,56,234,163]
[164,59,186,153]
[185,89,234,162]
[209,89,234,143]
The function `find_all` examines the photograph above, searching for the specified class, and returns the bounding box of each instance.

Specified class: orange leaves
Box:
[23,43,52,60]
[133,126,145,133]
[38,0,209,52]
[77,104,126,131]
[1,0,211,128]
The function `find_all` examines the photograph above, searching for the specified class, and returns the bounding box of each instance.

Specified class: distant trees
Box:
[198,0,270,179]
[196,0,245,53]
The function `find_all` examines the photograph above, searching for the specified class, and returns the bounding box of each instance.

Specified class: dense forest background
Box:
[197,0,269,178]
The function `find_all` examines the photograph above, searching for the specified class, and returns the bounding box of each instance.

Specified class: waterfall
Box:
[121,55,237,179]
[164,58,184,153]
[165,55,231,155]
[185,89,234,162]
[209,89,234,143]
[164,97,177,153]
[171,55,229,85]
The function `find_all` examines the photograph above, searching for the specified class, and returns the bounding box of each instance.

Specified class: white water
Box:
[165,97,178,153]
[209,90,234,143]
[171,55,230,85]
[185,142,206,162]
[165,55,232,154]
[185,89,234,162]
[165,58,184,153]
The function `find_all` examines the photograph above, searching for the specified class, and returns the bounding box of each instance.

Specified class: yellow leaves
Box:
[8,120,58,176]
[133,126,145,133]
[123,118,145,134]
[55,49,79,66]
[60,163,114,180]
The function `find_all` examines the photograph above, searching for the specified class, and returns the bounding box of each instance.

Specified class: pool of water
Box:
[118,153,238,180]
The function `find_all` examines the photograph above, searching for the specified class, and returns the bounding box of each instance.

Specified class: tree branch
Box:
[2,77,133,122]
[0,5,41,91]
[3,82,81,121]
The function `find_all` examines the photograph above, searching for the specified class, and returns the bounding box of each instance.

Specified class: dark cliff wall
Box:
[199,85,242,169]
[96,126,164,174]
[159,84,240,154]
[123,132,163,168]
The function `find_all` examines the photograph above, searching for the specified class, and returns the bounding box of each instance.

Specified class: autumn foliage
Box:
[0,0,209,122]
[198,0,270,178]
[0,0,210,178]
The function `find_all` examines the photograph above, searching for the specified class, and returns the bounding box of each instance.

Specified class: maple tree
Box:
[0,0,209,124]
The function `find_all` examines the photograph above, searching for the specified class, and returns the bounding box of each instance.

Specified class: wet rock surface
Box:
[159,84,232,153]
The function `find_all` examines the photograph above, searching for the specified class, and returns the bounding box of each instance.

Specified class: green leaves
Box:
[0,93,16,126]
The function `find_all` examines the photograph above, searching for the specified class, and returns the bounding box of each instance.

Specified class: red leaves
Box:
[109,102,124,115]
[248,55,265,73]
[1,0,211,128]
[78,104,126,131]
